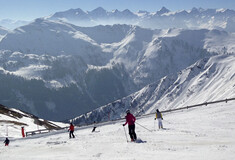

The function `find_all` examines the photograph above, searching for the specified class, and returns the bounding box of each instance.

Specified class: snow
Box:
[0,113,40,138]
[0,102,234,159]
[0,6,234,159]
[72,54,235,127]
[43,7,235,32]
[12,64,51,80]
[1,22,234,90]
[0,106,68,139]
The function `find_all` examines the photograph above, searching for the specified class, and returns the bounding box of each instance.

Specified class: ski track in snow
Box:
[0,102,235,160]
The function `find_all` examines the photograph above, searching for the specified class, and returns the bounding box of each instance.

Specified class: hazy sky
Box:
[1,0,235,20]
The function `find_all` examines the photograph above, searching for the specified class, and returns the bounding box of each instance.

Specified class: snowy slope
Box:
[0,102,234,160]
[73,54,235,124]
[0,104,67,138]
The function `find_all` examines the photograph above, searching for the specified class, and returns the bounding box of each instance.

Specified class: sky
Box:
[0,0,235,21]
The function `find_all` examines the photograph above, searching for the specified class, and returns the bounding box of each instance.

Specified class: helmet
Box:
[126,109,130,114]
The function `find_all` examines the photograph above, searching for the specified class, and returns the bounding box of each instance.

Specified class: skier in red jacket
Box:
[123,109,137,141]
[69,123,75,138]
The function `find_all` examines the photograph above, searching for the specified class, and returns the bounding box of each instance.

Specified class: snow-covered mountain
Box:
[0,19,110,65]
[47,7,235,32]
[72,54,235,124]
[0,104,67,138]
[0,50,133,121]
[0,26,9,41]
[0,18,234,121]
[0,26,9,35]
[0,19,30,30]
[48,7,138,27]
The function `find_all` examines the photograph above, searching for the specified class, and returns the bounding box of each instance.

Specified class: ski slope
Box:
[0,102,235,160]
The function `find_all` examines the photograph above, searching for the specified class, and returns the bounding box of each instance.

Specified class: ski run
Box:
[0,101,235,160]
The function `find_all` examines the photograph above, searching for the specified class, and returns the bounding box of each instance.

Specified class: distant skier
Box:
[92,121,97,132]
[4,137,10,146]
[68,122,75,138]
[123,109,137,141]
[155,109,163,129]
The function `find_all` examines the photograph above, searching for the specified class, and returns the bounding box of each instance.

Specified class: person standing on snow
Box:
[69,122,75,138]
[155,109,163,129]
[92,121,97,132]
[123,109,137,141]
[4,137,10,146]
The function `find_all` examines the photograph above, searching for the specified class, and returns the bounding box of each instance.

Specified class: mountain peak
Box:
[190,7,200,14]
[157,7,170,15]
[52,8,87,18]
[34,18,45,24]
[122,9,131,12]
[112,9,120,13]
[91,7,106,13]
[89,7,107,17]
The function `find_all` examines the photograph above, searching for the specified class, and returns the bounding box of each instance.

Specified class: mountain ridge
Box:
[46,7,235,32]
[0,18,234,121]
[72,54,235,124]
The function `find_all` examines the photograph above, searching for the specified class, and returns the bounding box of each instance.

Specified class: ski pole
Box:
[73,131,77,137]
[154,119,156,131]
[135,122,152,132]
[123,126,128,142]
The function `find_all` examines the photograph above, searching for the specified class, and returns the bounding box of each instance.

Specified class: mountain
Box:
[0,19,30,30]
[0,26,9,35]
[156,7,170,15]
[0,50,133,121]
[88,7,107,18]
[47,7,235,32]
[0,104,66,138]
[48,7,139,26]
[50,8,90,22]
[0,18,109,65]
[0,26,9,41]
[0,19,234,121]
[72,54,235,124]
[1,7,235,32]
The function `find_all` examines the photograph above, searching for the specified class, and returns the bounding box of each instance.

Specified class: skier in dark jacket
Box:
[123,109,137,141]
[4,138,10,146]
[92,121,97,132]
[69,123,75,138]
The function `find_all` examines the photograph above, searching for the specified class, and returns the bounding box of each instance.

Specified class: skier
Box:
[123,109,137,141]
[68,122,75,138]
[4,137,10,146]
[91,121,97,132]
[155,109,163,129]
